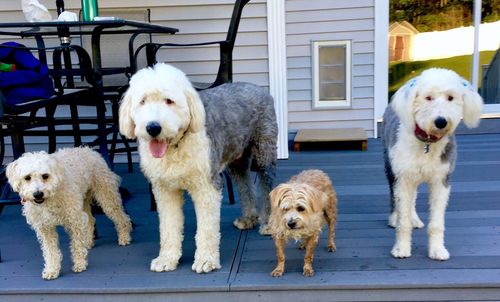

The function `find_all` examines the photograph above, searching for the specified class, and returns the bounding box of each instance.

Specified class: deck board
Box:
[1,133,500,301]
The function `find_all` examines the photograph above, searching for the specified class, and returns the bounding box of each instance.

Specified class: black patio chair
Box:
[135,0,251,210]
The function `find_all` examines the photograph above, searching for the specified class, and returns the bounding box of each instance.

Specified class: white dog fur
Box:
[382,68,483,261]
[119,63,277,273]
[6,147,132,280]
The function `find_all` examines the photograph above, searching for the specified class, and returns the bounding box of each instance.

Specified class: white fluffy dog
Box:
[119,63,277,273]
[382,68,483,261]
[6,147,132,280]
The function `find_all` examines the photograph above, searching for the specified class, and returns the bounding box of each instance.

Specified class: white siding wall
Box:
[140,0,269,86]
[285,0,375,136]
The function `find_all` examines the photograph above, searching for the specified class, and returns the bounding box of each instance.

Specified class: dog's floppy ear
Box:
[461,80,483,128]
[390,77,419,124]
[5,159,20,192]
[119,88,136,139]
[184,85,206,133]
[269,184,288,209]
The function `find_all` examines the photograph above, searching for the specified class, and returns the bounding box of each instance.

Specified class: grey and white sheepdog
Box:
[382,68,483,261]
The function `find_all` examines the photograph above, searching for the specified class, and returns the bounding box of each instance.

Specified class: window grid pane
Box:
[312,40,351,109]
[319,45,346,100]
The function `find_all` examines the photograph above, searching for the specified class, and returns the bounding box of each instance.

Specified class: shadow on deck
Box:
[1,134,500,301]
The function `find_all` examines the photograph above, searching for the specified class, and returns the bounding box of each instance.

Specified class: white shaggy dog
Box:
[119,63,277,273]
[6,147,132,280]
[382,68,483,261]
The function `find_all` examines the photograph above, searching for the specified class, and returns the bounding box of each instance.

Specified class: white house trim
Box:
[472,0,481,90]
[311,40,352,110]
[267,0,289,159]
[473,0,500,115]
[374,0,389,138]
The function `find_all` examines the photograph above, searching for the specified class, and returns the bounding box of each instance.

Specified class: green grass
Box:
[389,50,496,98]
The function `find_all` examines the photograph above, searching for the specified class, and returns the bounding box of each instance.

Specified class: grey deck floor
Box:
[1,134,500,302]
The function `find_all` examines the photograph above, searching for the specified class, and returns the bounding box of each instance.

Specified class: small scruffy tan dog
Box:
[6,147,132,280]
[268,169,337,277]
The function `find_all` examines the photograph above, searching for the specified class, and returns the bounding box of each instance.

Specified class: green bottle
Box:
[0,62,15,72]
[81,0,99,21]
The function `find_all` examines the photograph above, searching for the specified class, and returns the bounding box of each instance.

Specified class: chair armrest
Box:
[134,40,229,70]
[151,40,226,48]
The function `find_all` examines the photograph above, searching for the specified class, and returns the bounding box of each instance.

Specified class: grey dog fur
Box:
[198,82,278,225]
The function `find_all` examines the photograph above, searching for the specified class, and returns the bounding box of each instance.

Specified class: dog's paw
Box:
[258,224,273,236]
[118,233,132,246]
[150,256,179,272]
[271,268,284,277]
[327,242,336,252]
[303,267,315,277]
[233,216,258,230]
[117,221,133,246]
[42,268,60,280]
[391,243,412,258]
[428,246,450,261]
[192,257,221,274]
[72,261,88,273]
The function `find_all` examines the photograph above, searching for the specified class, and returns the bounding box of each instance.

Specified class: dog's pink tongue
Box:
[149,139,168,158]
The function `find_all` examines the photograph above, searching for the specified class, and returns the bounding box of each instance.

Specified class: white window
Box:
[312,40,352,109]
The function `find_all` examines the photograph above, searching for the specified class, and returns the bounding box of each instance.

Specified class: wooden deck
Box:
[1,133,500,301]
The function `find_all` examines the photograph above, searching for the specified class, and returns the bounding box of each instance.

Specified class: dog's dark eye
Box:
[42,174,50,180]
[297,205,305,212]
[447,95,454,101]
[24,175,31,181]
[425,96,433,101]
[165,98,174,105]
[140,99,145,105]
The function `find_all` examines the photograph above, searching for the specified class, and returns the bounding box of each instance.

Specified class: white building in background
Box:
[412,20,500,61]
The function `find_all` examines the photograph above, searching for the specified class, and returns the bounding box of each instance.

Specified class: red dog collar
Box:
[414,124,441,143]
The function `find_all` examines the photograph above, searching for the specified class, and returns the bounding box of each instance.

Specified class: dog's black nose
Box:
[287,221,297,229]
[33,191,44,199]
[434,117,447,129]
[146,122,162,138]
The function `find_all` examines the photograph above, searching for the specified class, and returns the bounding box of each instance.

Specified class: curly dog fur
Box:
[6,147,132,280]
[269,169,337,277]
[119,63,277,273]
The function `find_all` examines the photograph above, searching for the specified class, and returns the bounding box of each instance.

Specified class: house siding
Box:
[285,0,375,136]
